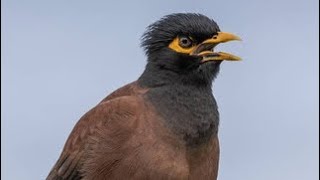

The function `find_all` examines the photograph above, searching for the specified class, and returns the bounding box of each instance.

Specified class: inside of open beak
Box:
[190,32,242,62]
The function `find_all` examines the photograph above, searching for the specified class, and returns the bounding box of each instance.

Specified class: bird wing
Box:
[47,83,146,180]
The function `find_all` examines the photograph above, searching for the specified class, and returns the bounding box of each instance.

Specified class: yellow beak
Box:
[192,32,242,62]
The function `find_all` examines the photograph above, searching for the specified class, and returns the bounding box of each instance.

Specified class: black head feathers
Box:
[141,13,220,56]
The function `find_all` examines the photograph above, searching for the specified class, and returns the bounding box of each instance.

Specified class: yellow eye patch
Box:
[168,37,196,54]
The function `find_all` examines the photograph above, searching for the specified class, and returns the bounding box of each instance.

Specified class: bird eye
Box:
[179,36,193,48]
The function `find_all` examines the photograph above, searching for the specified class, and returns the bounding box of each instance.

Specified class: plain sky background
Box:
[1,0,319,179]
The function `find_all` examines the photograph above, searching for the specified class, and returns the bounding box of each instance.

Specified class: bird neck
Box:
[138,63,177,87]
[138,62,215,88]
[138,66,219,147]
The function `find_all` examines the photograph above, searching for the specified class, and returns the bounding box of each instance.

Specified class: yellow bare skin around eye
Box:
[168,37,196,54]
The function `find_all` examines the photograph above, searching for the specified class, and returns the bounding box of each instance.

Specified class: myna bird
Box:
[47,13,241,180]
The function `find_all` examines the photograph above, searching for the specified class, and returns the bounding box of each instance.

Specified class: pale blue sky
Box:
[2,0,319,179]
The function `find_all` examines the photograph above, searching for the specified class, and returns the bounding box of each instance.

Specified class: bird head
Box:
[140,13,241,86]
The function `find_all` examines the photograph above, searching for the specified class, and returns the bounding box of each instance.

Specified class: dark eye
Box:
[179,36,193,48]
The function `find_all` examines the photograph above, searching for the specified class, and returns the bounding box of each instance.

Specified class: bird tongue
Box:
[191,43,217,55]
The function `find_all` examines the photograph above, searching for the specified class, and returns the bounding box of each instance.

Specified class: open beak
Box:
[191,32,242,62]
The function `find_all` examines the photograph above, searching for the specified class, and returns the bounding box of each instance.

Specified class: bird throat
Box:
[140,80,219,147]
